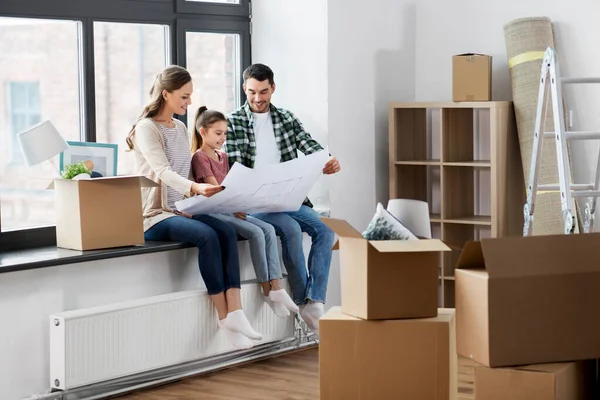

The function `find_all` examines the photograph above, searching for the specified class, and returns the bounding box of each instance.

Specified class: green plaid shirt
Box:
[224,101,325,208]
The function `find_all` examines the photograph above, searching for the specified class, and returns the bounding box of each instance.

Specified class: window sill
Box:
[0,241,194,274]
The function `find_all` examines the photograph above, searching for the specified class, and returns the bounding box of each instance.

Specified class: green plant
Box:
[61,162,91,180]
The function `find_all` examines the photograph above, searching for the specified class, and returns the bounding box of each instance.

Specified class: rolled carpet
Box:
[503,16,580,235]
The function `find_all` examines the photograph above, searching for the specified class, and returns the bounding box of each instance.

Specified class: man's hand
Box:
[323,156,341,175]
[191,183,224,197]
[234,212,247,220]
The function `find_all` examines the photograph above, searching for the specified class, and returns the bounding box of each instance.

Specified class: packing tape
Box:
[508,51,546,69]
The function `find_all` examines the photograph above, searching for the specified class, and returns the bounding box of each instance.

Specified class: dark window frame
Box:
[0,0,251,252]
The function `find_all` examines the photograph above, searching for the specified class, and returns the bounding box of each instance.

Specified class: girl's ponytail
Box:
[191,106,208,152]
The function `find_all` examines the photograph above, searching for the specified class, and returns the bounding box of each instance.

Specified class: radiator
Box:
[49,282,296,390]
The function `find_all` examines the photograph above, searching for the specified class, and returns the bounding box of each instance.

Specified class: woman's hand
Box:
[191,182,224,197]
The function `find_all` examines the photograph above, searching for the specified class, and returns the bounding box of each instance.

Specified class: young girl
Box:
[190,106,298,318]
[126,66,262,350]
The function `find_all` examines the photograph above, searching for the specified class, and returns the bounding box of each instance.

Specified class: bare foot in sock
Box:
[218,320,254,350]
[266,296,290,317]
[268,289,300,313]
[222,309,263,341]
[300,301,324,336]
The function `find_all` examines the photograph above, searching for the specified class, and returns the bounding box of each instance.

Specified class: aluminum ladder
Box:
[523,47,600,236]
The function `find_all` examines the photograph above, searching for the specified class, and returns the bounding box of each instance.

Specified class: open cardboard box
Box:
[49,175,158,251]
[322,217,450,320]
[456,233,600,367]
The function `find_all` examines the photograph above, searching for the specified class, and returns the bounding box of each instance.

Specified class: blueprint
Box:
[175,149,330,215]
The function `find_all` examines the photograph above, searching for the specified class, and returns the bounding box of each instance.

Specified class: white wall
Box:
[328,0,417,229]
[251,0,343,310]
[0,249,209,399]
[252,0,418,307]
[414,0,600,185]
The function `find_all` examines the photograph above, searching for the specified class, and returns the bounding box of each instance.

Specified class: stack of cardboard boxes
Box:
[456,233,600,399]
[319,218,457,399]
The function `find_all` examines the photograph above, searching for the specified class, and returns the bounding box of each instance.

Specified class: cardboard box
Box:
[50,176,158,251]
[456,233,600,367]
[475,360,596,400]
[322,218,450,320]
[319,306,457,400]
[452,53,492,101]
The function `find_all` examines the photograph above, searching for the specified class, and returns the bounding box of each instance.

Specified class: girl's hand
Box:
[192,183,224,197]
[234,212,247,220]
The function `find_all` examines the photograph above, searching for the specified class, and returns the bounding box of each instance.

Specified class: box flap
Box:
[516,363,570,374]
[87,175,159,187]
[369,239,450,253]
[320,217,363,239]
[454,53,490,57]
[47,175,158,190]
[458,234,600,278]
[455,241,484,269]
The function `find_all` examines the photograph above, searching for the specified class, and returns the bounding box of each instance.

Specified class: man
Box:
[224,63,341,335]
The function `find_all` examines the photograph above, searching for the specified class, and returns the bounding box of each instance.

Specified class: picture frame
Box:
[59,141,119,177]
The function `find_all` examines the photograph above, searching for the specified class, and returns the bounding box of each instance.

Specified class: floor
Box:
[116,347,476,399]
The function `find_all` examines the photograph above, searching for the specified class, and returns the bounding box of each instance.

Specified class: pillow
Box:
[362,203,419,241]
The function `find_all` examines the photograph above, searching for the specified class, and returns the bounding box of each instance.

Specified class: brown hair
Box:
[191,106,227,152]
[126,65,192,150]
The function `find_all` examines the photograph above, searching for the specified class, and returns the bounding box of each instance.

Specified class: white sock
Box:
[222,309,263,341]
[268,289,300,313]
[218,319,254,350]
[266,296,290,317]
[300,301,324,336]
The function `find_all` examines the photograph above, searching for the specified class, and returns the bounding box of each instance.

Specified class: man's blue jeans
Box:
[144,214,241,295]
[252,205,335,305]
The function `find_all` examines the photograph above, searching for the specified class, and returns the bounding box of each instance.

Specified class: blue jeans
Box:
[252,205,335,305]
[210,213,283,283]
[144,214,241,295]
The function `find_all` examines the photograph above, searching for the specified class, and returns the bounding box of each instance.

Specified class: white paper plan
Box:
[175,149,330,215]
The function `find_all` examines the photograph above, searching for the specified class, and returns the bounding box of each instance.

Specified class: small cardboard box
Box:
[319,306,457,400]
[50,176,158,251]
[456,233,600,367]
[475,360,596,400]
[452,53,492,101]
[322,218,450,320]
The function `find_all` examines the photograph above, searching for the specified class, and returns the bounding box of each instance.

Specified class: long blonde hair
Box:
[191,106,227,153]
[126,65,192,150]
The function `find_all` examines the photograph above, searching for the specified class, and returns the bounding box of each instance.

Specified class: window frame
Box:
[0,0,251,252]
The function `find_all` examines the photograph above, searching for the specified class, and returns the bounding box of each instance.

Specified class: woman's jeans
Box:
[144,214,241,295]
[210,213,283,283]
[252,205,335,305]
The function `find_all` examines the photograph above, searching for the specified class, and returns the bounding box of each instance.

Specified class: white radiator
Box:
[49,282,295,390]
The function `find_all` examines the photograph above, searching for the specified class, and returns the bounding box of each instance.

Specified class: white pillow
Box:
[362,203,419,241]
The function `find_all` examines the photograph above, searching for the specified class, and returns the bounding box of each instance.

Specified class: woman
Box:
[126,65,262,350]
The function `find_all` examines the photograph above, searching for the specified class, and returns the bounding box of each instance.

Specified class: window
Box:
[94,22,170,176]
[187,0,239,3]
[8,82,41,164]
[185,32,241,127]
[0,0,250,252]
[0,17,83,234]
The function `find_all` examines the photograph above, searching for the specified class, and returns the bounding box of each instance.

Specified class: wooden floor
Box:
[117,348,476,399]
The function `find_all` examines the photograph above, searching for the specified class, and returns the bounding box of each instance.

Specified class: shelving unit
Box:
[388,101,525,308]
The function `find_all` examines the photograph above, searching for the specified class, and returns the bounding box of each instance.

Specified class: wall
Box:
[252,0,418,307]
[251,0,343,309]
[328,0,416,229]
[414,0,600,186]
